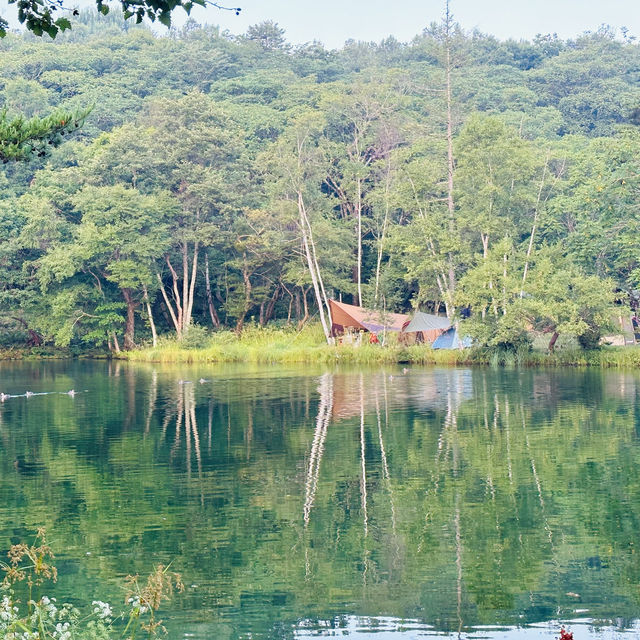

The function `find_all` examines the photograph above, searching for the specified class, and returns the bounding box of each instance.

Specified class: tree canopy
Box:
[0,17,638,351]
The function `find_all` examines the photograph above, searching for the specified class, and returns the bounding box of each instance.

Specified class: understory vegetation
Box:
[1,13,639,355]
[0,528,183,640]
[123,323,640,367]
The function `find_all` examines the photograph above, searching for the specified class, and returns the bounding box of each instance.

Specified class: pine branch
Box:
[0,107,91,162]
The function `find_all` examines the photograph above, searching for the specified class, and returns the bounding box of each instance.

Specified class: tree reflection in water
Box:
[0,363,639,639]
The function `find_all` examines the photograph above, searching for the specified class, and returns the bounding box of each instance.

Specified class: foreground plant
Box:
[0,528,183,639]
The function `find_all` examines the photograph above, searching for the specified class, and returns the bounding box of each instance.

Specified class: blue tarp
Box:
[432,327,472,350]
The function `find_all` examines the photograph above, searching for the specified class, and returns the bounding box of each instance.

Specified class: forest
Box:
[1,13,639,353]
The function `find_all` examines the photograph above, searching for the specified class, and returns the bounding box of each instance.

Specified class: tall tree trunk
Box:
[122,288,136,350]
[481,233,489,259]
[297,190,331,342]
[548,331,560,353]
[298,286,310,330]
[356,176,363,307]
[235,254,252,334]
[521,152,551,297]
[185,240,199,333]
[502,253,508,315]
[182,241,189,334]
[407,174,452,317]
[157,272,182,340]
[166,256,184,331]
[444,0,456,316]
[281,283,294,325]
[294,288,302,324]
[374,158,392,308]
[263,284,280,325]
[204,253,221,328]
[292,131,332,341]
[142,284,157,348]
[158,242,199,339]
[301,193,331,322]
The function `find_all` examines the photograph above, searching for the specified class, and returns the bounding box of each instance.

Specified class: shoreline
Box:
[3,347,640,368]
[3,326,640,368]
[122,344,640,368]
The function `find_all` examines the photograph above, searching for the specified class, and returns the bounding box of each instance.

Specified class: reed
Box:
[0,528,183,640]
[125,325,640,368]
[127,326,472,366]
[3,323,640,367]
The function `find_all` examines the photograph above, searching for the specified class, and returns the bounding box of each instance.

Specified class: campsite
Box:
[2,1,640,640]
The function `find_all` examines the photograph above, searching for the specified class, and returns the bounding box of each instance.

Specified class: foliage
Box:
[0,0,240,39]
[0,528,183,640]
[0,20,638,356]
[0,108,88,162]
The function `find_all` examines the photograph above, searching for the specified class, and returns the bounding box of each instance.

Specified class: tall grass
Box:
[2,323,638,367]
[126,325,475,365]
[124,324,640,368]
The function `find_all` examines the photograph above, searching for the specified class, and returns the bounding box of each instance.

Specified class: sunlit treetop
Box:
[0,0,241,38]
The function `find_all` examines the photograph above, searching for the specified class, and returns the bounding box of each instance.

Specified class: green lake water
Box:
[1,360,640,639]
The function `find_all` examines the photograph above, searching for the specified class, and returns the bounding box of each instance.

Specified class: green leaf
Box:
[99,5,110,15]
[158,12,171,27]
[56,17,71,31]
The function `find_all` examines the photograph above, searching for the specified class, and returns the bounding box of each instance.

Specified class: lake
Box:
[0,360,639,639]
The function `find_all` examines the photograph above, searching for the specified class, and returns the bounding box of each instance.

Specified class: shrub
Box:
[179,324,213,350]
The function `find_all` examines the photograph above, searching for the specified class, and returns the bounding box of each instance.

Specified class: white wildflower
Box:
[53,621,71,640]
[0,595,18,623]
[92,600,112,619]
[127,596,148,614]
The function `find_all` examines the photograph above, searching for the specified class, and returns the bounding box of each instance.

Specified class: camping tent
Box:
[432,326,472,350]
[329,299,409,335]
[402,311,451,344]
[403,311,451,333]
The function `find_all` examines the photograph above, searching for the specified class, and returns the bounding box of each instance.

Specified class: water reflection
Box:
[303,373,332,529]
[0,362,640,639]
[330,368,473,420]
[295,616,640,639]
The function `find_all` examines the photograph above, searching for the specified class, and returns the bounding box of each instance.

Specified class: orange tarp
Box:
[329,299,409,333]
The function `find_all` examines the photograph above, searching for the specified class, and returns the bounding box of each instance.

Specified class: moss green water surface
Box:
[1,360,639,639]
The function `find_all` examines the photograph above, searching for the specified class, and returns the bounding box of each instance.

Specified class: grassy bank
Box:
[124,324,453,365]
[123,325,640,368]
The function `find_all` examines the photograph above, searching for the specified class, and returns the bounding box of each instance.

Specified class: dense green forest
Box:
[1,13,639,352]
